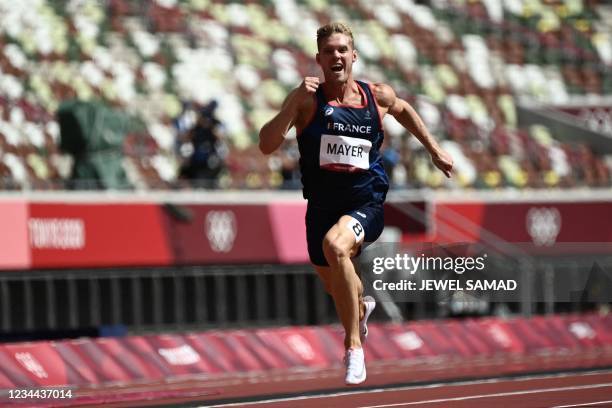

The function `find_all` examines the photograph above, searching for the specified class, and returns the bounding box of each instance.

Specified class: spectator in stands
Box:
[178,100,225,188]
[258,22,452,385]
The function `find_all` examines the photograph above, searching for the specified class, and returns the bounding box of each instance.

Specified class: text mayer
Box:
[327,143,365,158]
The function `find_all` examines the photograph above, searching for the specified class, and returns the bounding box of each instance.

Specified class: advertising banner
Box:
[162,204,302,264]
[28,203,172,268]
[0,195,610,270]
[433,202,612,248]
[1,313,609,390]
[0,343,68,387]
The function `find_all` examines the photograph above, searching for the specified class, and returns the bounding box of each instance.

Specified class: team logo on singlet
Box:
[364,110,371,120]
[324,106,334,116]
[320,134,371,172]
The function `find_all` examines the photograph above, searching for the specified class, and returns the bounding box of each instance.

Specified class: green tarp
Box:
[57,100,143,189]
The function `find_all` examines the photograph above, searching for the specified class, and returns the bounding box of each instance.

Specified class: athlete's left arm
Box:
[372,83,453,178]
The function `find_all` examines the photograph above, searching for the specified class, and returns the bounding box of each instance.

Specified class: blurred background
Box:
[0,0,610,191]
[0,0,611,405]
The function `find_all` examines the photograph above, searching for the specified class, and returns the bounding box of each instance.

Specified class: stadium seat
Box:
[0,0,609,190]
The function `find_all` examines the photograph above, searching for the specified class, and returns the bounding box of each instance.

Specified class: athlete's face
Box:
[316,33,357,84]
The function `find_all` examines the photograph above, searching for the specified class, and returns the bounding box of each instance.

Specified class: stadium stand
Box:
[0,0,610,190]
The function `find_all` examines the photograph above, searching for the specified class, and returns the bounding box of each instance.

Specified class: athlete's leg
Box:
[321,215,365,350]
[315,265,366,319]
[314,265,333,295]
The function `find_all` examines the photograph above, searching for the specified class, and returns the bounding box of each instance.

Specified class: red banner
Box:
[162,204,281,264]
[433,201,612,247]
[1,200,310,269]
[29,203,172,268]
[0,313,610,390]
[0,196,611,270]
[0,343,69,387]
[268,203,308,264]
[0,201,29,269]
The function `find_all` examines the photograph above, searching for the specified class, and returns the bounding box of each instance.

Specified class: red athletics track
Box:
[208,370,612,408]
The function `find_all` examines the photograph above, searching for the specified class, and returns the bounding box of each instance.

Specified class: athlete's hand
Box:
[431,149,453,178]
[295,77,320,102]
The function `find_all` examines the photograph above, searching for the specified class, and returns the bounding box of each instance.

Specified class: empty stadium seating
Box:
[0,0,610,190]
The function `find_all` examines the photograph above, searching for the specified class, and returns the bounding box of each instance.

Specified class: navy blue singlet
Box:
[297,80,389,209]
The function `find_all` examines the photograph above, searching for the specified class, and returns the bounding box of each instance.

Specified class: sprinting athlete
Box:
[259,22,453,385]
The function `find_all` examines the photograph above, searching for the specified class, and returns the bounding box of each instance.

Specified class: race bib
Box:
[319,134,371,172]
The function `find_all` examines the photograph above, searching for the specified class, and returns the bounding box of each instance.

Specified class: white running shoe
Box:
[359,296,376,344]
[344,347,366,385]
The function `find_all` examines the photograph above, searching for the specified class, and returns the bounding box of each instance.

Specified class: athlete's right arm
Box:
[258,77,319,155]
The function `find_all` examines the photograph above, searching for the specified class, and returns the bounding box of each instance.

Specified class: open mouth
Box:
[331,64,343,72]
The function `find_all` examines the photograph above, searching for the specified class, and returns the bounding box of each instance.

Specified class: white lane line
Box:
[357,383,612,408]
[552,401,612,408]
[204,369,612,407]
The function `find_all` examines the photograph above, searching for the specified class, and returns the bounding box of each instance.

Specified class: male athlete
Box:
[259,22,453,385]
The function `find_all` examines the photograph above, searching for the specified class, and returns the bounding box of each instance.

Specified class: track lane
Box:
[211,371,612,408]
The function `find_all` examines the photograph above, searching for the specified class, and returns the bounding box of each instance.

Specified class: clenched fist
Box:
[295,77,320,101]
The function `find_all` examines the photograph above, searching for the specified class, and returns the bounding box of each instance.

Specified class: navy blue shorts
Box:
[305,202,385,266]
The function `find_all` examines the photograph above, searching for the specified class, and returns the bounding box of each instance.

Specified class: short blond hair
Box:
[316,22,354,50]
